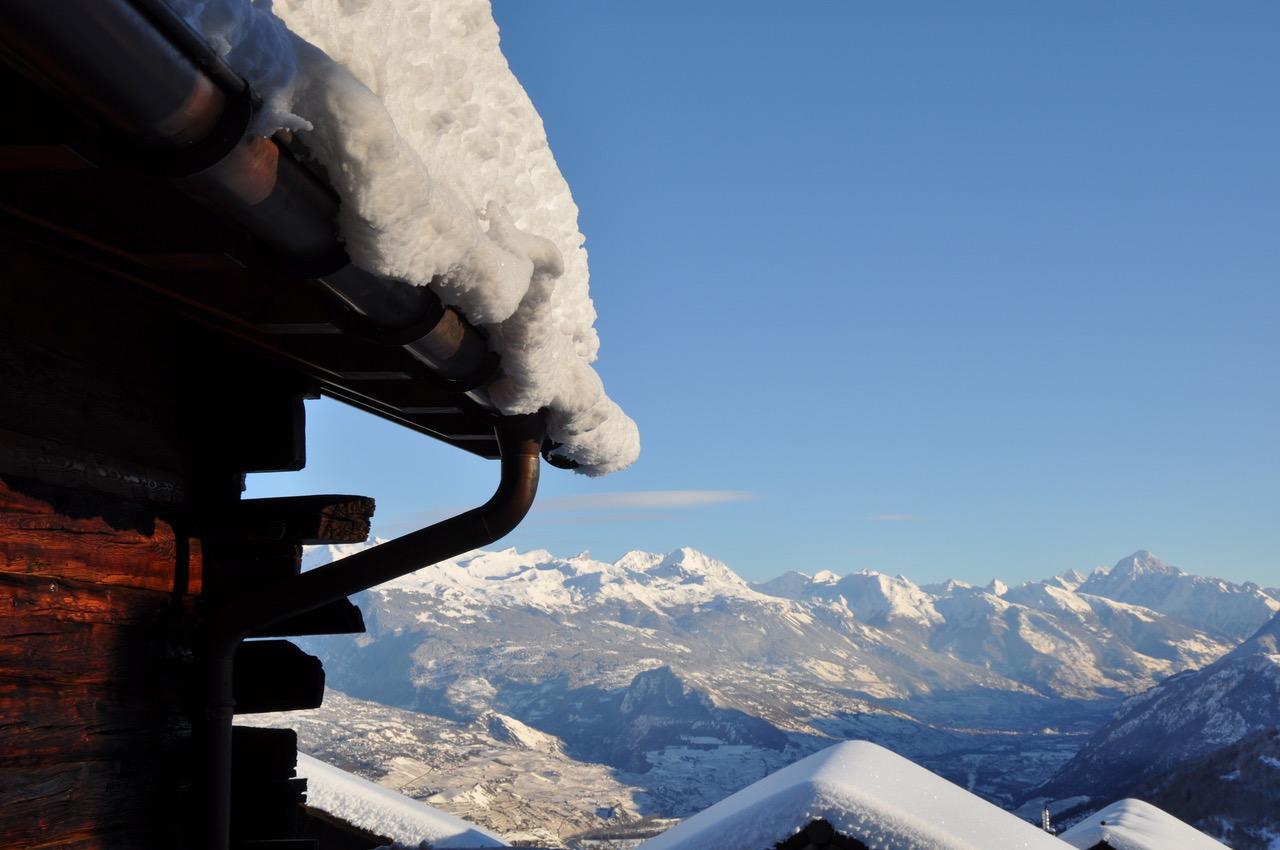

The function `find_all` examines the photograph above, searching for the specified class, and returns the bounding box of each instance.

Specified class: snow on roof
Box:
[636,741,1066,850]
[1058,799,1229,850]
[296,753,507,848]
[168,0,638,475]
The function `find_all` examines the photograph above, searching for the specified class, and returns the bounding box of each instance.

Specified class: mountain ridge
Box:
[1037,610,1280,804]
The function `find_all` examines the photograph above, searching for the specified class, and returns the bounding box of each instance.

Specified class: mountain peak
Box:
[751,570,822,600]
[619,666,712,716]
[834,570,942,627]
[483,713,564,754]
[1057,569,1087,588]
[650,548,745,587]
[1112,550,1181,578]
[612,549,663,572]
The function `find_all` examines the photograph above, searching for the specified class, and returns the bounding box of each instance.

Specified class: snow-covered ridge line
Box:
[168,0,637,475]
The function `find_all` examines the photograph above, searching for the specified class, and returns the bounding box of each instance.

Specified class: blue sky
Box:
[251,2,1279,587]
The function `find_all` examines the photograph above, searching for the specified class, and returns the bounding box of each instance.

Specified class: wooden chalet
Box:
[0,2,554,847]
[772,820,869,850]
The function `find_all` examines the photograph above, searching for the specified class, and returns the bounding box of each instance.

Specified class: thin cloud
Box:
[537,490,760,512]
[868,514,919,522]
[531,511,679,527]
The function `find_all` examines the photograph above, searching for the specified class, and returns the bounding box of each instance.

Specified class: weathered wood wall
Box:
[0,237,325,848]
[0,475,201,848]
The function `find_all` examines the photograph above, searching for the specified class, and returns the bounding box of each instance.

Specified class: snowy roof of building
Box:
[170,0,638,476]
[297,753,507,848]
[636,741,1067,850]
[1058,799,1229,850]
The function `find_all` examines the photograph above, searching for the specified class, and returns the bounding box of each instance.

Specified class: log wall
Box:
[0,475,200,849]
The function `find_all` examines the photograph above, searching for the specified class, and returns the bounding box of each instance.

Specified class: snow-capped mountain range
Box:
[288,545,1277,846]
[309,545,1272,705]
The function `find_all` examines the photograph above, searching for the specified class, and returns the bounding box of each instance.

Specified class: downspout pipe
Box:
[199,413,543,850]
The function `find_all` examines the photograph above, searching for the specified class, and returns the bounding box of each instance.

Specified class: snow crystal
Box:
[1059,799,1229,850]
[296,752,507,847]
[636,741,1066,850]
[166,0,638,475]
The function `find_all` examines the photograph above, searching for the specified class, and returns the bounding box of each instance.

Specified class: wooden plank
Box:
[188,535,204,596]
[0,144,93,171]
[0,475,186,593]
[232,495,375,546]
[0,759,184,849]
[320,383,501,460]
[209,392,308,474]
[233,641,325,715]
[232,726,297,781]
[0,572,181,685]
[0,677,189,766]
[0,315,193,478]
[232,777,308,840]
[250,598,365,638]
[321,376,461,411]
[0,428,189,507]
[0,622,148,686]
[201,540,301,597]
[272,334,415,381]
[0,570,176,628]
